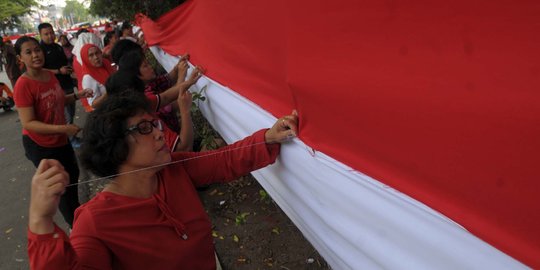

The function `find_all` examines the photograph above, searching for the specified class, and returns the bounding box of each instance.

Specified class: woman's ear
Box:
[126,133,138,144]
[16,55,23,67]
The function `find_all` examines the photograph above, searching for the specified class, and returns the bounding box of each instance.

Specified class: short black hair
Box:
[110,39,143,64]
[14,36,39,55]
[121,20,132,31]
[38,23,53,33]
[118,50,145,75]
[103,31,116,47]
[105,68,145,96]
[80,90,152,177]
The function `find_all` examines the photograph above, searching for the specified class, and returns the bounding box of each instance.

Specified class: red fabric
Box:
[163,122,180,151]
[139,0,540,267]
[13,73,68,147]
[144,92,161,112]
[80,44,116,85]
[145,75,180,133]
[27,130,280,269]
[0,83,13,97]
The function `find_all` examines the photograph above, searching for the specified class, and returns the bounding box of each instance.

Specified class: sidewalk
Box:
[0,70,78,269]
[0,69,33,269]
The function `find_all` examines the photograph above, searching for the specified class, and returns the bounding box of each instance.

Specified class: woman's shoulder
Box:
[14,72,51,88]
[82,73,98,82]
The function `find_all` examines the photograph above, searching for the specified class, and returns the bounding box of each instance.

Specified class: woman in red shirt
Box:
[13,36,92,228]
[27,91,298,269]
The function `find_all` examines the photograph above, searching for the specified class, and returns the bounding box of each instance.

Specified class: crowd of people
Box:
[2,20,299,269]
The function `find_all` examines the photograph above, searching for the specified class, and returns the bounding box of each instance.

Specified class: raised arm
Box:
[175,111,298,186]
[157,58,202,109]
[174,88,194,152]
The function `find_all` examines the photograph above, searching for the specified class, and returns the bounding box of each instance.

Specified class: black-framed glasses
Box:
[126,119,163,135]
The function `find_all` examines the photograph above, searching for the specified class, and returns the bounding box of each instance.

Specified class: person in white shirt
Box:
[80,43,115,109]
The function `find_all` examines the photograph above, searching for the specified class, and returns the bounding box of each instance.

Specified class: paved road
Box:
[0,71,87,269]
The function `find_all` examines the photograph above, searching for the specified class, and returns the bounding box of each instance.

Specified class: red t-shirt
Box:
[163,123,180,152]
[13,73,68,147]
[27,130,280,269]
[145,92,161,113]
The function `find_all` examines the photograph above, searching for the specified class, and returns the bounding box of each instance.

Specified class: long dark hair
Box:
[14,36,40,55]
[105,68,146,96]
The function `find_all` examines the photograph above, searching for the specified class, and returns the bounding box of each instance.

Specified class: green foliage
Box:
[145,49,166,74]
[258,189,273,204]
[188,85,222,151]
[89,0,186,20]
[235,212,250,225]
[63,0,91,23]
[191,85,207,110]
[19,20,33,33]
[0,0,35,20]
[0,0,36,34]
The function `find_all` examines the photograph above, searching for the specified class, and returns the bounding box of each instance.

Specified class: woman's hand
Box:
[64,124,81,136]
[179,66,203,91]
[177,88,193,114]
[265,110,299,143]
[29,159,69,234]
[176,54,190,83]
[77,89,94,99]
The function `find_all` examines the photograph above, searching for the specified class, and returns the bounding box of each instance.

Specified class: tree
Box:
[63,0,90,24]
[0,0,37,35]
[89,0,185,21]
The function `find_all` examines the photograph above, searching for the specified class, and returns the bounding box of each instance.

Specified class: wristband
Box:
[58,68,61,75]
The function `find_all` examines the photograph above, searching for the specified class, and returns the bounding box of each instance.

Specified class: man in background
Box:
[38,23,81,148]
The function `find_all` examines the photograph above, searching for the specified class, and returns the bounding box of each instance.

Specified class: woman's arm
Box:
[159,57,200,108]
[174,90,194,151]
[65,88,93,105]
[82,75,105,108]
[17,106,80,136]
[28,159,113,270]
[177,111,298,186]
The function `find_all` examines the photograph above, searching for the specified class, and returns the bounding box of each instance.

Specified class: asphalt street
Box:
[0,70,82,269]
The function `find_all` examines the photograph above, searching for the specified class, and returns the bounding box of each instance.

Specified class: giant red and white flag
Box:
[138,1,540,268]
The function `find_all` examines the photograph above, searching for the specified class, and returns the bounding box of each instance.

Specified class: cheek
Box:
[22,54,33,63]
[92,58,101,66]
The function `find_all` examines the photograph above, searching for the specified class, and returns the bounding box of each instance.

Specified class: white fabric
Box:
[81,75,106,106]
[72,33,103,65]
[150,46,529,270]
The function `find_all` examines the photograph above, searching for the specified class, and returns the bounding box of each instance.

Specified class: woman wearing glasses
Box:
[27,91,298,269]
